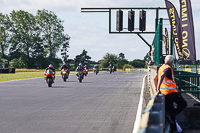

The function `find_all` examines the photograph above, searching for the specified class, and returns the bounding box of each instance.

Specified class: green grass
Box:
[0,71,76,82]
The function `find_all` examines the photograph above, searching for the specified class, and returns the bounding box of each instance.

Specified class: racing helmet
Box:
[49,64,53,68]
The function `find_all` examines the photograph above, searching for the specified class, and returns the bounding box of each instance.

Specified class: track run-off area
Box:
[0,70,146,133]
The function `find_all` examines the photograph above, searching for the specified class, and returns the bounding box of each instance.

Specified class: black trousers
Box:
[165,92,187,131]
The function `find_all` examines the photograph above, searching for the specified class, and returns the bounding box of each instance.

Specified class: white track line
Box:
[132,75,147,133]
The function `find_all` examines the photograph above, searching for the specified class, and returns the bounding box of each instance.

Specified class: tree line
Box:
[0,9,145,70]
[98,52,145,69]
[69,49,145,70]
[0,9,69,69]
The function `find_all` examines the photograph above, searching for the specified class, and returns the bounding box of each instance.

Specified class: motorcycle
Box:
[83,67,88,76]
[77,71,84,83]
[109,68,112,74]
[94,68,99,75]
[61,68,69,82]
[45,69,54,87]
[109,68,114,74]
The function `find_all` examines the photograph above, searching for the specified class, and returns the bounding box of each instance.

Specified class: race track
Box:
[0,71,146,133]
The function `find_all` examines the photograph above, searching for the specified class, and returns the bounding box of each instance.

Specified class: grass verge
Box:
[0,70,76,82]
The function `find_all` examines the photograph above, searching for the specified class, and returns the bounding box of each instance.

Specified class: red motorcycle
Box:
[61,69,69,82]
[45,69,54,87]
[83,67,88,76]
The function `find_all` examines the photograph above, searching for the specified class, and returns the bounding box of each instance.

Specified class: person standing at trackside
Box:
[156,55,187,132]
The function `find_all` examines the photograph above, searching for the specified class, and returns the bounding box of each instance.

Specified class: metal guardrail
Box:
[142,68,200,133]
[174,70,200,100]
[137,92,165,133]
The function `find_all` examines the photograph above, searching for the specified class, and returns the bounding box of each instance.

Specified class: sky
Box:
[0,0,200,61]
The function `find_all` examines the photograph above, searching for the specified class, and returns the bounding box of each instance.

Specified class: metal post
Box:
[159,18,163,65]
[109,9,111,33]
[196,61,198,74]
[170,28,175,68]
[137,33,152,51]
[155,8,159,31]
[170,28,173,55]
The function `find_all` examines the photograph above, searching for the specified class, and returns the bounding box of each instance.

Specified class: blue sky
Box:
[0,0,200,61]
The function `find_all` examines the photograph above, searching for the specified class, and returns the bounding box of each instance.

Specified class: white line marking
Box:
[132,75,147,133]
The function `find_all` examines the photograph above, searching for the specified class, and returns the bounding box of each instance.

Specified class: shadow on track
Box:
[64,81,76,82]
[51,86,68,88]
[78,82,92,84]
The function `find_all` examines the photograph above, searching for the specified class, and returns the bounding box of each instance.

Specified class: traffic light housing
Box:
[128,10,135,31]
[116,10,123,31]
[139,10,146,31]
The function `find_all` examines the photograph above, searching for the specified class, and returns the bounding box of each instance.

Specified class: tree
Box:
[99,53,118,68]
[10,56,28,68]
[0,13,11,58]
[129,59,145,68]
[119,53,125,60]
[60,35,70,64]
[32,42,47,69]
[9,10,38,68]
[117,60,128,69]
[117,53,128,69]
[74,49,91,67]
[36,9,68,60]
[0,9,70,69]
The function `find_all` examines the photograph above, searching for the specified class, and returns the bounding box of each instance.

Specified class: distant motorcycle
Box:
[94,68,99,75]
[83,67,88,76]
[77,71,84,83]
[45,69,54,87]
[109,68,114,74]
[109,68,112,74]
[61,68,69,82]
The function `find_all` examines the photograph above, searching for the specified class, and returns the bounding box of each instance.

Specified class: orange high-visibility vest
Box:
[158,64,178,95]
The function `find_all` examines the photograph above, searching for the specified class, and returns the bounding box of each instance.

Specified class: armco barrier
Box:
[0,68,15,73]
[138,92,165,133]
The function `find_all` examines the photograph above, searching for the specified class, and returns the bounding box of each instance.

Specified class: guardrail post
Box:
[138,94,165,133]
[154,94,165,129]
[147,111,163,133]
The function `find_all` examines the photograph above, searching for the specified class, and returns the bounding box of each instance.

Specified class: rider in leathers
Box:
[60,63,70,76]
[76,63,84,78]
[44,64,56,81]
[93,64,99,72]
[109,64,113,70]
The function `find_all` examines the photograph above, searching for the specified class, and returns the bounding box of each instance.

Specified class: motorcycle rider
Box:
[76,63,84,78]
[112,65,115,72]
[93,64,99,72]
[60,63,70,76]
[83,64,89,76]
[44,64,56,81]
[109,64,113,71]
[84,64,88,70]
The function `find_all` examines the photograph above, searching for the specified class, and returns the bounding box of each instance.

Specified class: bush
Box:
[10,57,27,68]
[116,59,129,69]
[129,59,145,68]
[123,64,134,71]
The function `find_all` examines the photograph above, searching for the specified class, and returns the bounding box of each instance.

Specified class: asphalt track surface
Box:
[0,71,146,133]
